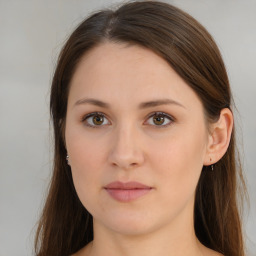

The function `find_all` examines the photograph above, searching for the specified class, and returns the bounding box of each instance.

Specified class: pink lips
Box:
[104,181,152,202]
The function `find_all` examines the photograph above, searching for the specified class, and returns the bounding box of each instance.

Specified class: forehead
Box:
[68,42,202,111]
[71,42,174,85]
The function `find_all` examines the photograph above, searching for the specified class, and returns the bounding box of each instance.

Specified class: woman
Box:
[34,1,248,256]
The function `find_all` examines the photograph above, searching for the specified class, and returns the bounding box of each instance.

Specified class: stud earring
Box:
[66,155,70,165]
[210,158,214,171]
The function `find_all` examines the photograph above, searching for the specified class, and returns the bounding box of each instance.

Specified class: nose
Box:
[108,124,145,170]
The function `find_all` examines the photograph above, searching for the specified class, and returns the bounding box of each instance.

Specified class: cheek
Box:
[151,125,207,202]
[66,119,106,175]
[66,130,107,207]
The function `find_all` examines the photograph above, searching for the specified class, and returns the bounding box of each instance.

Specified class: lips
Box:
[104,181,152,202]
[105,181,152,189]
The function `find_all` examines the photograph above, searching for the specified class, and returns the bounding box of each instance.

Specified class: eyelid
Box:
[81,112,111,128]
[144,111,174,128]
[81,111,175,128]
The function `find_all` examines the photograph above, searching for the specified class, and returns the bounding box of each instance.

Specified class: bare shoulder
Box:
[70,242,92,256]
[207,249,224,256]
[211,251,224,256]
[203,249,223,256]
[199,242,224,256]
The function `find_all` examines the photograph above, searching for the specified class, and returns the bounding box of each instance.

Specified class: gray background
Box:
[0,0,255,255]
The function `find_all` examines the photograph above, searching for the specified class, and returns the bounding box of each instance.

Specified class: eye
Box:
[146,112,174,128]
[82,112,110,128]
[81,111,174,129]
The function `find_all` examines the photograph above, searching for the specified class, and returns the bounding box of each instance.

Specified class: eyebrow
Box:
[74,97,186,109]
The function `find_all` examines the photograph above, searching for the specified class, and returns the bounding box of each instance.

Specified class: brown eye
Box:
[82,112,110,128]
[147,112,174,127]
[92,114,104,125]
[153,114,165,125]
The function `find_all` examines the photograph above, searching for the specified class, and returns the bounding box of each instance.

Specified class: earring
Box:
[66,155,70,165]
[210,158,214,171]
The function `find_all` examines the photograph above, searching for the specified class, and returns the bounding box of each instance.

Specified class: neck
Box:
[87,210,205,256]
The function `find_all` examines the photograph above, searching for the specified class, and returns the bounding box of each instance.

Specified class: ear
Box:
[203,108,233,166]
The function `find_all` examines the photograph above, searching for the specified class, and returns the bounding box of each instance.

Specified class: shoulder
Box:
[199,243,224,256]
[70,242,92,256]
[205,249,224,256]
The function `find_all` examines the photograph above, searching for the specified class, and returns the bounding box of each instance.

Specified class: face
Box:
[65,42,210,236]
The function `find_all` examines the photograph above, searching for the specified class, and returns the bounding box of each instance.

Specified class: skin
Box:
[65,42,232,256]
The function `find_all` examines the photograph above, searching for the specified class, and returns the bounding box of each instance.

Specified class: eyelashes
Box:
[82,112,110,128]
[81,111,175,129]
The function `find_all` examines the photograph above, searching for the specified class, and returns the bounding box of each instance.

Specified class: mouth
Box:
[104,181,153,202]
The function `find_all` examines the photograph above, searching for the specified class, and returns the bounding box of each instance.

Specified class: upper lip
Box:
[104,181,152,189]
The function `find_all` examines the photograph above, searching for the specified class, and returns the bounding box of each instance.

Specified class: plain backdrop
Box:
[0,0,255,255]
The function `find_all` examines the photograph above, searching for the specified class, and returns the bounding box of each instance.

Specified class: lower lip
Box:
[105,188,152,202]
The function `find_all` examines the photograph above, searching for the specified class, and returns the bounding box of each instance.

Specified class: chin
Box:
[108,221,156,236]
[94,209,168,237]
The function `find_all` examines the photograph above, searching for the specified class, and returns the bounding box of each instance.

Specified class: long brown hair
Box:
[35,1,248,255]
